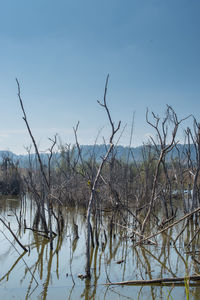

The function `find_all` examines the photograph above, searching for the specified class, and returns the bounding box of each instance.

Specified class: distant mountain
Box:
[0,144,197,168]
[0,150,19,162]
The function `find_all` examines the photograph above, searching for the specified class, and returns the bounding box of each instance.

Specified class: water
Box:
[0,196,200,299]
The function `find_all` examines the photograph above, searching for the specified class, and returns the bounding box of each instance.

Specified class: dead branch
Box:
[135,206,200,246]
[16,79,49,189]
[105,275,200,285]
[0,218,28,252]
[186,226,200,248]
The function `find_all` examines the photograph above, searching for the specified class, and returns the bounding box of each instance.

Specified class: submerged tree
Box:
[16,79,56,249]
[83,75,121,278]
[141,106,190,235]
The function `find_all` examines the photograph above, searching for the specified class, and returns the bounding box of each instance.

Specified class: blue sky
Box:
[0,0,199,154]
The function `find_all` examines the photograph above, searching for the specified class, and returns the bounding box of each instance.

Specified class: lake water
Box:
[0,196,200,299]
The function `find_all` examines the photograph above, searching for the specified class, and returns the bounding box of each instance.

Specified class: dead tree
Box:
[171,144,188,213]
[84,75,121,278]
[16,79,56,249]
[185,118,200,210]
[141,106,189,235]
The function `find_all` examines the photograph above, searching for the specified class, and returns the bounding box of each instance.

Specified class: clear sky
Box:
[0,0,199,154]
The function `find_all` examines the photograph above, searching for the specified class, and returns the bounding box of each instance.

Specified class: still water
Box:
[0,196,200,299]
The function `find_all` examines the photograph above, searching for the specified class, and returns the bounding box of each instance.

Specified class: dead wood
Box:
[135,206,200,246]
[25,227,57,237]
[84,74,121,278]
[0,218,28,252]
[105,275,200,285]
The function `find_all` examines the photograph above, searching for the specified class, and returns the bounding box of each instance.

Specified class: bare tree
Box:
[171,144,188,213]
[84,75,121,278]
[141,106,189,235]
[185,117,200,210]
[16,79,56,249]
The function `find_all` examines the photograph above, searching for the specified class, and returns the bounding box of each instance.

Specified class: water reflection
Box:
[0,196,200,299]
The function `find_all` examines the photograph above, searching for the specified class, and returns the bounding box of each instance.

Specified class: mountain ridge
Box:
[0,143,196,168]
